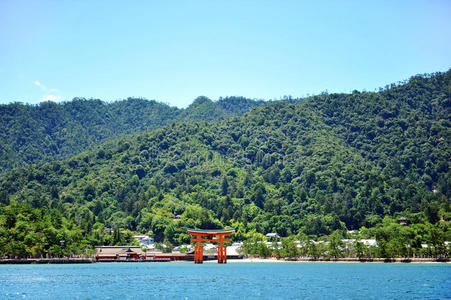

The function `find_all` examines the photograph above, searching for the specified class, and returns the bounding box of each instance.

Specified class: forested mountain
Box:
[0,96,264,172]
[0,71,450,258]
[177,96,265,122]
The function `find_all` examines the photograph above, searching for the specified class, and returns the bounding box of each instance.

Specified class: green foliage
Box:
[327,231,345,259]
[0,202,93,257]
[0,97,264,172]
[0,70,450,256]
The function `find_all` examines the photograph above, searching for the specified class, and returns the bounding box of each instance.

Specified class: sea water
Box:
[0,262,449,299]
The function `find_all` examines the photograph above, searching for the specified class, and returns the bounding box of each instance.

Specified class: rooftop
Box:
[95,246,141,248]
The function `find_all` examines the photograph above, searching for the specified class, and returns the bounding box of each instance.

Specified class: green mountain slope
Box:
[0,70,449,257]
[0,96,264,172]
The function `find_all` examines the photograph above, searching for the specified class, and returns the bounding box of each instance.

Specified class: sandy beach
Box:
[218,257,449,264]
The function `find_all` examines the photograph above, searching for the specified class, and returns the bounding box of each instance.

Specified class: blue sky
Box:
[0,0,450,107]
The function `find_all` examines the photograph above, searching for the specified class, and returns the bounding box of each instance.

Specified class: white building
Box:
[266,233,280,240]
[133,235,155,248]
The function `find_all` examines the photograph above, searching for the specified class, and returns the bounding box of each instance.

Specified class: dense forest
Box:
[0,70,450,258]
[0,96,264,172]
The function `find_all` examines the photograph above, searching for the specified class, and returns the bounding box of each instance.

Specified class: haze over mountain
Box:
[0,70,449,257]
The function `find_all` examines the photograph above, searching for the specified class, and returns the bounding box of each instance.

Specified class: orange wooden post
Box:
[218,235,223,263]
[212,233,231,263]
[190,235,211,263]
[197,234,203,264]
[192,235,206,264]
[213,233,228,263]
[224,243,227,263]
[217,240,222,263]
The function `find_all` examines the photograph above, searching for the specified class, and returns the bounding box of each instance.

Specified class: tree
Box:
[307,241,320,259]
[424,201,440,224]
[328,230,344,259]
[221,176,229,196]
[353,241,368,259]
[252,183,266,208]
[281,237,298,258]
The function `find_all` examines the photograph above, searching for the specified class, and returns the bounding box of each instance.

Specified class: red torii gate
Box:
[186,228,235,264]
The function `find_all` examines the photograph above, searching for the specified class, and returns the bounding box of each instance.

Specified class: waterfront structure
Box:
[186,228,235,264]
[94,246,188,261]
[95,246,143,261]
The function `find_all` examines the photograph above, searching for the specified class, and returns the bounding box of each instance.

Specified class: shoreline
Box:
[0,257,448,264]
[225,257,449,264]
[0,258,95,264]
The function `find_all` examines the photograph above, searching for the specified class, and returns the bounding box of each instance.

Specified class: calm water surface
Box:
[0,262,449,299]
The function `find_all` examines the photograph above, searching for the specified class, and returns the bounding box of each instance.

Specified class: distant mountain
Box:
[178,96,266,122]
[0,96,265,172]
[0,70,449,256]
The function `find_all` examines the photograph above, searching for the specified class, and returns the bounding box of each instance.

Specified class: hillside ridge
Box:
[0,96,265,172]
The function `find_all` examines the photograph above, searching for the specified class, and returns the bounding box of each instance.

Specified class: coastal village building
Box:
[133,235,155,249]
[341,239,378,248]
[172,245,194,253]
[94,246,194,262]
[265,233,280,241]
[398,217,409,226]
[360,239,378,247]
[95,246,144,261]
[265,241,282,249]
